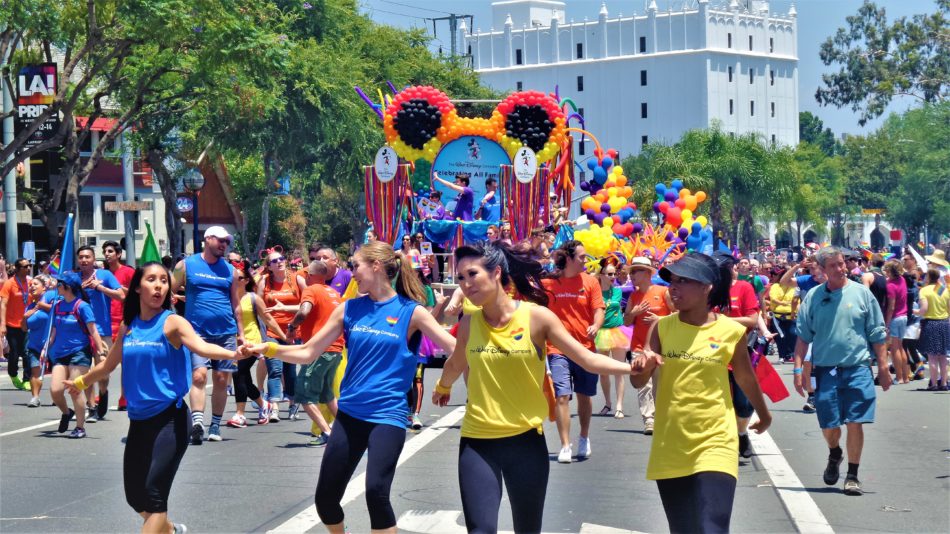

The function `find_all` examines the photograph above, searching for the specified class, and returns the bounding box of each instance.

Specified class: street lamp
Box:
[183,168,206,254]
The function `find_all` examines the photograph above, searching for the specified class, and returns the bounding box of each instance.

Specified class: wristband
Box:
[793,368,803,375]
[264,342,279,358]
[74,375,88,391]
[434,380,452,395]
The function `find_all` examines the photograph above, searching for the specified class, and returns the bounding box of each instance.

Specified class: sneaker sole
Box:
[190,429,204,445]
[558,457,572,464]
[207,435,222,442]
[843,485,863,496]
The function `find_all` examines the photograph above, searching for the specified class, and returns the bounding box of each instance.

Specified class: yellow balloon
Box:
[696,216,708,227]
[613,166,623,176]
[682,209,693,220]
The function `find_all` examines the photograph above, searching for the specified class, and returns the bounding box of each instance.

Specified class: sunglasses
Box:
[269,256,286,265]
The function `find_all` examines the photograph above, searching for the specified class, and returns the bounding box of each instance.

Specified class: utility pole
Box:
[121,131,136,267]
[2,45,18,260]
[428,14,473,58]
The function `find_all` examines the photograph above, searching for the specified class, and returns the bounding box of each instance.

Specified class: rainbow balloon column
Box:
[652,180,714,253]
[364,164,412,244]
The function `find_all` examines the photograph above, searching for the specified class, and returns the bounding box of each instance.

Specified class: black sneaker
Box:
[802,395,816,413]
[843,475,862,495]
[97,391,108,419]
[58,409,75,433]
[190,422,205,445]
[739,434,754,458]
[823,455,843,485]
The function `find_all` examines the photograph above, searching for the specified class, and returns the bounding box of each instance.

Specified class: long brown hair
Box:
[356,241,426,304]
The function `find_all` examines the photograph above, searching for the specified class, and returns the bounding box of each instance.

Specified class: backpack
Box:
[54,299,96,350]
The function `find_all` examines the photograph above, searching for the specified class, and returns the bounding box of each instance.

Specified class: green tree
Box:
[816,0,950,126]
[799,111,840,156]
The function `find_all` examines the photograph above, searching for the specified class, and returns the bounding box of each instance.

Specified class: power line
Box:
[381,0,453,16]
[368,7,427,23]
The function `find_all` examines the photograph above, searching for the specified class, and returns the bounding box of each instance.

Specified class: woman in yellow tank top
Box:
[631,253,772,534]
[433,242,634,533]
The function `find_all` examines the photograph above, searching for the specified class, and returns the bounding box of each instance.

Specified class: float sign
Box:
[16,63,60,148]
[374,146,398,183]
[431,136,511,213]
[513,147,537,183]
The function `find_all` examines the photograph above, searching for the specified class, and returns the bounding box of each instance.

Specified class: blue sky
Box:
[358,0,938,138]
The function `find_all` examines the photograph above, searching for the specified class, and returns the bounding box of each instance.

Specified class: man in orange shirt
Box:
[623,257,674,435]
[541,241,605,463]
[0,258,34,390]
[287,260,345,446]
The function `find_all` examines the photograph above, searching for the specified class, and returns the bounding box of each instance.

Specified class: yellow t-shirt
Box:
[461,302,548,439]
[462,296,480,316]
[768,283,796,316]
[240,293,263,345]
[647,313,747,481]
[919,284,950,320]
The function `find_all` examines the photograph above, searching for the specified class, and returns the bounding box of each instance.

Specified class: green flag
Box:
[139,222,162,264]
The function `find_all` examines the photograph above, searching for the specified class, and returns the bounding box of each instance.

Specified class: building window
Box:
[516,81,523,91]
[576,42,583,59]
[771,102,775,117]
[101,194,118,231]
[749,35,753,51]
[641,103,648,119]
[641,135,649,146]
[468,44,472,55]
[769,37,774,53]
[577,75,584,92]
[639,36,646,53]
[770,69,775,86]
[728,66,733,82]
[750,101,755,116]
[640,70,647,86]
[729,99,734,115]
[79,195,95,230]
[727,33,732,48]
[515,49,523,65]
[749,68,754,84]
[771,134,776,145]
[127,194,141,232]
[578,142,586,155]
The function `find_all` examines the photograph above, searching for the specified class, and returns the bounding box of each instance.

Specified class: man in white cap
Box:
[172,226,245,443]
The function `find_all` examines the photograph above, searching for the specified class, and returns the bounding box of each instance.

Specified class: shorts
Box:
[28,348,43,369]
[888,315,908,339]
[729,371,754,418]
[295,352,342,405]
[53,347,93,368]
[813,365,876,429]
[190,334,238,372]
[548,353,599,398]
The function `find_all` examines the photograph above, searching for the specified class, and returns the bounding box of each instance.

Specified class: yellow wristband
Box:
[434,381,451,395]
[74,375,88,391]
[264,342,279,358]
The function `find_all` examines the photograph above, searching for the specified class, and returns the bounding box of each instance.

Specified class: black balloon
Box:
[394,98,442,150]
[504,104,552,152]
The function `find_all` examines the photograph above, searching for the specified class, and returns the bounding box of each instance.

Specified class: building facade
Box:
[464,0,799,159]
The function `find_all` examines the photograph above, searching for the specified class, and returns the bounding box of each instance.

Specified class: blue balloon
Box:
[692,222,702,234]
[671,179,684,190]
[593,167,608,182]
[587,159,598,171]
[601,157,613,170]
[655,183,666,195]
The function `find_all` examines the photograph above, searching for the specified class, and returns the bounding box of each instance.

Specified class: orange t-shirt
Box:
[629,285,672,350]
[261,275,300,338]
[299,284,344,352]
[1,276,31,328]
[541,273,605,353]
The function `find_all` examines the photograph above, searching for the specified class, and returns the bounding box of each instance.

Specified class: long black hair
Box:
[455,241,549,306]
[122,262,173,328]
[706,253,734,311]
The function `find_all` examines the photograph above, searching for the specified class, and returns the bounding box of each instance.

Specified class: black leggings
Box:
[6,329,29,380]
[903,338,922,368]
[315,411,406,529]
[124,402,190,513]
[459,430,549,534]
[233,358,263,403]
[656,471,736,534]
[406,364,425,415]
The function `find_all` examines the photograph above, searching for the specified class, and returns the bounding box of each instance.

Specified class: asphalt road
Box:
[0,360,947,533]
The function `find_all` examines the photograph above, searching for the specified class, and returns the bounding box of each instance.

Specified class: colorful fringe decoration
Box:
[499,165,552,242]
[364,164,411,245]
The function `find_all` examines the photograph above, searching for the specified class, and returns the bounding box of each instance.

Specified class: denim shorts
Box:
[28,348,43,369]
[813,365,876,429]
[888,315,908,339]
[53,347,93,368]
[548,353,599,397]
[190,334,238,372]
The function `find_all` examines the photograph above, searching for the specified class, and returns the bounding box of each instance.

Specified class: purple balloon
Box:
[664,191,676,202]
[585,209,596,218]
[652,201,662,213]
[632,222,643,234]
[665,231,675,241]
[593,213,606,225]
[678,228,689,239]
[579,181,590,192]
[601,202,611,213]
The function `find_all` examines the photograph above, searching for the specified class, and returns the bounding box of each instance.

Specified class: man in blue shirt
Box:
[478,177,501,222]
[794,247,890,497]
[76,245,125,420]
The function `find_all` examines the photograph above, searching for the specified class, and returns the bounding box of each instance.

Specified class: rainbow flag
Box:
[47,254,60,275]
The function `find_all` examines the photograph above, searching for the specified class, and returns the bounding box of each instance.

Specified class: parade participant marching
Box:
[103,241,136,411]
[76,245,126,421]
[432,241,636,533]
[594,259,630,418]
[64,262,247,534]
[1,258,34,390]
[257,248,302,420]
[22,274,58,407]
[249,242,455,534]
[47,272,109,438]
[916,268,950,390]
[631,253,771,533]
[171,226,244,444]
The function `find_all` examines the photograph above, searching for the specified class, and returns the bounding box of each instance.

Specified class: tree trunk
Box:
[709,187,724,245]
[253,153,280,259]
[147,148,183,258]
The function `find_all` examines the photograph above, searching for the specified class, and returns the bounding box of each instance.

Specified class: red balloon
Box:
[659,202,670,214]
[627,202,637,210]
[623,222,634,235]
[675,198,686,208]
[612,223,624,234]
[666,207,682,227]
[612,215,622,224]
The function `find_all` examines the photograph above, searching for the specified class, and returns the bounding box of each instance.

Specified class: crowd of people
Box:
[2,218,949,533]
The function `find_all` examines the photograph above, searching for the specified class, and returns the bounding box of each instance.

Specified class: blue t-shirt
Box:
[184,255,237,337]
[339,294,421,427]
[122,310,192,420]
[25,290,59,352]
[796,281,887,367]
[49,298,96,358]
[480,192,500,222]
[83,269,121,337]
[453,187,474,221]
[797,274,819,297]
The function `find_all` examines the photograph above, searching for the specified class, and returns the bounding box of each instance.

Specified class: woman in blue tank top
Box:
[65,263,247,534]
[251,242,456,533]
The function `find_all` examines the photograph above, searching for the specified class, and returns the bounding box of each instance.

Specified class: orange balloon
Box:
[685,197,698,211]
[696,191,707,202]
[615,176,627,187]
[679,188,691,199]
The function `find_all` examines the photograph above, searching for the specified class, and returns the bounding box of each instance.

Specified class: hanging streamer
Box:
[364,164,411,245]
[500,165,552,243]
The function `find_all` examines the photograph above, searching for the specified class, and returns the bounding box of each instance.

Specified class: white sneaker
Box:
[269,404,281,422]
[557,445,573,463]
[27,396,41,408]
[578,436,591,458]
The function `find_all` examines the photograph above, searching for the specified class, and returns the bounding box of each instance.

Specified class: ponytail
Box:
[708,254,733,311]
[356,241,426,304]
[455,241,549,306]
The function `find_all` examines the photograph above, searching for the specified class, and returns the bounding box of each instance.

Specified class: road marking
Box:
[748,426,835,533]
[397,509,646,534]
[267,406,467,533]
[0,419,59,437]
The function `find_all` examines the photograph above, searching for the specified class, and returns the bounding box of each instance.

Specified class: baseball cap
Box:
[204,226,232,241]
[629,257,655,272]
[660,253,719,285]
[57,271,83,292]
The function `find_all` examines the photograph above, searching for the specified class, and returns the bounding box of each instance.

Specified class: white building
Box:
[464,0,800,158]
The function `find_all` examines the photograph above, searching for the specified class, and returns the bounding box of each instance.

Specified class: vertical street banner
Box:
[16,63,60,148]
